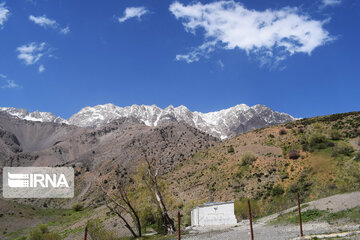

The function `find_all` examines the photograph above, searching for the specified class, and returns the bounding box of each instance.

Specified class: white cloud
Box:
[218,60,224,70]
[17,42,48,65]
[118,7,149,23]
[29,15,70,34]
[170,1,334,67]
[29,15,57,28]
[16,42,53,72]
[0,74,19,89]
[0,2,10,27]
[38,64,45,72]
[2,79,19,88]
[60,26,70,35]
[321,0,342,8]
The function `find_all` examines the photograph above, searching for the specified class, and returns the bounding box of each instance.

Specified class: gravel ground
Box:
[181,222,360,240]
[179,192,360,240]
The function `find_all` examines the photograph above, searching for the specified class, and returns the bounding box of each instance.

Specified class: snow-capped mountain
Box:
[0,104,295,139]
[0,107,68,124]
[68,103,295,139]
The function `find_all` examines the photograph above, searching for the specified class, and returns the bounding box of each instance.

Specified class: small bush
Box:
[354,151,360,162]
[28,224,61,240]
[330,129,342,140]
[87,218,119,240]
[138,206,156,229]
[234,199,260,220]
[332,142,354,157]
[182,200,199,226]
[272,185,285,196]
[72,203,84,212]
[288,183,299,193]
[228,145,235,154]
[307,132,327,150]
[288,150,300,160]
[279,129,287,135]
[241,152,257,166]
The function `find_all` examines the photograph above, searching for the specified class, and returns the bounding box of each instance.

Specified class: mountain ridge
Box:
[0,103,296,139]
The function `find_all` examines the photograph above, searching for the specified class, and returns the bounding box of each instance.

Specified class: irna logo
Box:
[3,167,74,198]
[7,172,69,188]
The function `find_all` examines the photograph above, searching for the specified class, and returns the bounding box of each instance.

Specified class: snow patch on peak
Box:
[0,103,296,139]
[0,107,68,124]
[68,103,295,139]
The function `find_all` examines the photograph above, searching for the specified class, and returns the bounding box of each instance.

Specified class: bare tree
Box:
[142,156,176,234]
[99,167,142,238]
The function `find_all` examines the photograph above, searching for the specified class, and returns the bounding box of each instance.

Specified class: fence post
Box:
[297,192,303,237]
[84,226,87,240]
[248,200,254,240]
[178,211,181,240]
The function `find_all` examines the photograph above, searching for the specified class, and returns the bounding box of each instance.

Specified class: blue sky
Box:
[0,0,359,119]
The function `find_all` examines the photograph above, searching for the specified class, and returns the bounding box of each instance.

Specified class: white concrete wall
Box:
[191,202,237,226]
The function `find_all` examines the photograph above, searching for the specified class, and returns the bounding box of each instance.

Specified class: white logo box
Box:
[3,167,74,198]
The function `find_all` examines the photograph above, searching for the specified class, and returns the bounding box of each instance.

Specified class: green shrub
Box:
[28,224,61,240]
[301,209,324,222]
[182,200,199,226]
[139,206,156,227]
[330,129,342,140]
[272,185,285,196]
[234,199,260,220]
[354,151,360,162]
[228,145,235,154]
[332,142,354,156]
[72,202,84,212]
[308,132,327,150]
[87,218,119,240]
[241,152,257,166]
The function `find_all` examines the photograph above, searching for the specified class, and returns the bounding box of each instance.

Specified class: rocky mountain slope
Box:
[0,112,218,177]
[0,103,296,139]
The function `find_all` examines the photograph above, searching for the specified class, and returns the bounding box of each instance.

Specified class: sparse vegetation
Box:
[329,129,342,140]
[271,185,285,196]
[227,145,235,153]
[332,141,354,157]
[354,151,360,162]
[72,203,84,212]
[241,151,257,166]
[279,129,287,135]
[272,209,326,225]
[87,218,120,240]
[27,224,61,240]
[234,199,260,220]
[288,150,300,159]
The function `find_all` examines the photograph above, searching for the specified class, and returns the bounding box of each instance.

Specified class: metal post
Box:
[248,200,254,240]
[297,192,303,237]
[84,226,87,240]
[178,211,181,240]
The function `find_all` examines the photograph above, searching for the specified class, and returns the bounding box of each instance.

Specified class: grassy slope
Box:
[163,111,360,219]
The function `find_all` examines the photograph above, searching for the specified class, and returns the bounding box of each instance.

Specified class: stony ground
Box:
[181,222,360,240]
[179,192,360,240]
